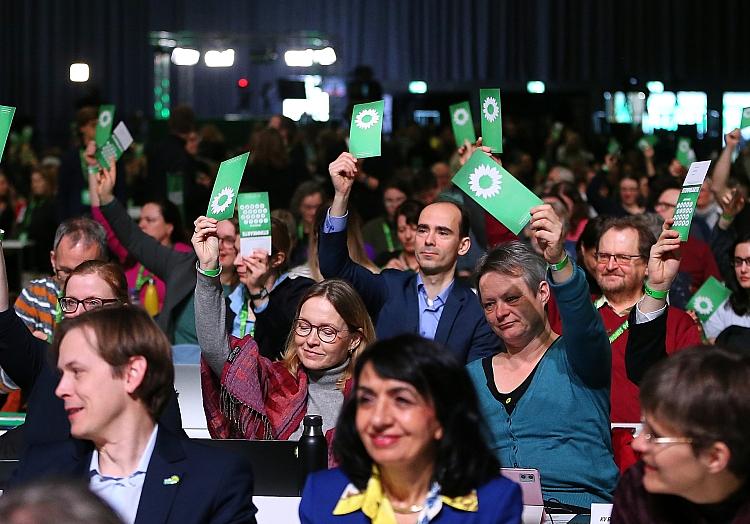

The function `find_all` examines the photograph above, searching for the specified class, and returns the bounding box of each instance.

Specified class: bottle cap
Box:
[303,414,322,427]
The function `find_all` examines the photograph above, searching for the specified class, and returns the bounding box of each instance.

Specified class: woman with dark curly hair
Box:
[299,334,521,523]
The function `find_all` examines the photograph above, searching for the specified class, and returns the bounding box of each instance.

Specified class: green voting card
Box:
[238,192,272,256]
[479,88,503,153]
[449,101,476,148]
[95,122,133,170]
[96,105,115,147]
[676,137,695,168]
[207,152,249,220]
[452,150,542,235]
[349,100,384,158]
[741,107,750,129]
[0,105,15,163]
[686,276,731,323]
[671,160,711,241]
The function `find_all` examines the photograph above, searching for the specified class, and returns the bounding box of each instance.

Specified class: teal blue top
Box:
[467,266,618,509]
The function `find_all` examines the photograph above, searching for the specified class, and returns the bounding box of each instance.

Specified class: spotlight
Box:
[313,47,336,66]
[204,49,235,68]
[70,63,90,83]
[285,50,314,67]
[408,81,427,94]
[527,81,545,94]
[171,48,200,66]
[646,81,664,94]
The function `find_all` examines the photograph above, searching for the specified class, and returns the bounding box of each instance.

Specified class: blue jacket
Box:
[466,266,618,509]
[318,229,501,363]
[11,428,257,524]
[299,468,522,523]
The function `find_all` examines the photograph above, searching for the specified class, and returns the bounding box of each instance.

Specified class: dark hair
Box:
[431,197,471,239]
[550,181,589,233]
[51,307,174,419]
[53,217,107,258]
[598,215,656,259]
[250,128,289,170]
[290,181,327,219]
[395,199,424,227]
[728,233,750,315]
[475,240,547,301]
[168,105,196,135]
[640,346,750,476]
[0,479,122,524]
[144,199,187,245]
[63,260,129,304]
[576,215,607,254]
[334,334,501,497]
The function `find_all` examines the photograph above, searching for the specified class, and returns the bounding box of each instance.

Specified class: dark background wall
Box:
[0,0,747,147]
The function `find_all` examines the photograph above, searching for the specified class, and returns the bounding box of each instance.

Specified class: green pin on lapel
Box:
[163,475,180,485]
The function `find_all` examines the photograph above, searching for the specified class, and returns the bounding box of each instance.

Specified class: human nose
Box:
[55,372,71,399]
[631,431,648,454]
[305,326,320,346]
[369,397,392,428]
[424,229,436,245]
[233,250,243,268]
[605,255,618,271]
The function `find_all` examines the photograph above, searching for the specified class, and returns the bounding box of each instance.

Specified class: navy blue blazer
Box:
[11,428,257,524]
[299,468,522,523]
[319,229,501,363]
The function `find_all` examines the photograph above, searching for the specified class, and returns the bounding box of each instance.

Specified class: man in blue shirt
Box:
[319,152,500,363]
[11,306,256,524]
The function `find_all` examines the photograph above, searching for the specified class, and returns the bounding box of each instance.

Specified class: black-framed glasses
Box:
[293,318,348,343]
[595,252,644,265]
[59,296,121,314]
[733,257,750,268]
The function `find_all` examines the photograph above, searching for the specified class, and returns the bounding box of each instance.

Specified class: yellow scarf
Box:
[333,466,478,523]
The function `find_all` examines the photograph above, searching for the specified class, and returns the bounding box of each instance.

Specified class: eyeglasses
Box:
[733,257,750,268]
[654,201,677,210]
[59,296,121,314]
[639,419,693,447]
[595,252,644,265]
[293,318,348,343]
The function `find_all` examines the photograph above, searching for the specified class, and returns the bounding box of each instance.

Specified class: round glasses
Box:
[59,296,121,314]
[293,318,348,343]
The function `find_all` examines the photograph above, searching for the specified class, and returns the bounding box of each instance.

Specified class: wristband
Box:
[196,262,221,278]
[248,287,269,301]
[549,253,569,272]
[644,283,668,300]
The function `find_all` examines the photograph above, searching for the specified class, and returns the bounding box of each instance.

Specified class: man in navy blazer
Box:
[10,307,256,524]
[320,152,501,363]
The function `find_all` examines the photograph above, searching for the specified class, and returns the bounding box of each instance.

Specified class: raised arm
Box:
[530,204,610,387]
[93,158,194,280]
[191,216,231,377]
[712,129,740,195]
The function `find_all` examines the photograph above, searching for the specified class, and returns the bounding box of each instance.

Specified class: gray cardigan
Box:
[100,198,197,340]
[193,270,231,376]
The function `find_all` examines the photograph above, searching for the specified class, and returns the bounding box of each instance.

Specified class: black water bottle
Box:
[298,414,328,489]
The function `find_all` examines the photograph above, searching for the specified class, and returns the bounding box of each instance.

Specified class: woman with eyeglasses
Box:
[611,346,750,523]
[703,234,750,342]
[0,247,183,449]
[192,217,375,452]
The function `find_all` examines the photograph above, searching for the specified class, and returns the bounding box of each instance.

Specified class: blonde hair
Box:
[281,279,376,389]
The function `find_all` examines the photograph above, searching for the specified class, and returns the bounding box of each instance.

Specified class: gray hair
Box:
[53,217,107,258]
[475,240,548,298]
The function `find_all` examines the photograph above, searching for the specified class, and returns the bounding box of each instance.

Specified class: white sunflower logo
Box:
[468,164,502,199]
[482,96,499,123]
[453,108,470,127]
[210,187,235,215]
[678,140,690,153]
[354,109,380,130]
[98,111,112,128]
[693,295,714,316]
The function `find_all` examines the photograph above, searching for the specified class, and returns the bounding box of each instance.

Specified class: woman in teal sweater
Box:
[466,203,618,511]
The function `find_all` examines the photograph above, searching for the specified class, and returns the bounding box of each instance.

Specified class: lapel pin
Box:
[163,475,180,485]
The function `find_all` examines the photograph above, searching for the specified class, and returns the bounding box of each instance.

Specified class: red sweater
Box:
[548,296,701,422]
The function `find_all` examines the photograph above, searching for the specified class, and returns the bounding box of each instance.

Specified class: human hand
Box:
[242,249,272,293]
[384,257,407,271]
[458,137,495,166]
[643,145,655,160]
[718,187,746,218]
[725,129,741,149]
[94,157,117,205]
[529,204,565,265]
[646,219,681,291]
[328,152,358,197]
[192,216,219,270]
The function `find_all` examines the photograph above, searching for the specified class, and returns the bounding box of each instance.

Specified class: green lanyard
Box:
[381,222,395,252]
[297,222,305,241]
[594,296,629,344]
[134,265,150,292]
